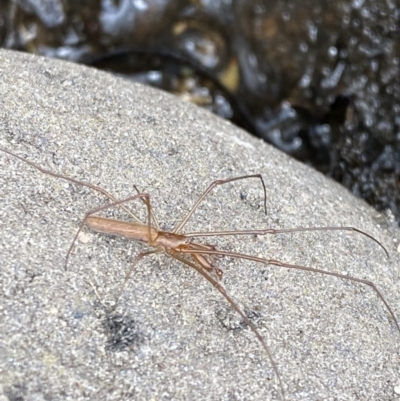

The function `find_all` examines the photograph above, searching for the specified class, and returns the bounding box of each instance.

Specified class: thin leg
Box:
[112,249,161,309]
[181,226,388,258]
[174,175,267,234]
[65,192,153,270]
[179,248,400,333]
[133,184,160,231]
[1,146,143,223]
[169,250,286,401]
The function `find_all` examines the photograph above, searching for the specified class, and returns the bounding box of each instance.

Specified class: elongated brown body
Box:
[85,216,188,248]
[86,216,158,243]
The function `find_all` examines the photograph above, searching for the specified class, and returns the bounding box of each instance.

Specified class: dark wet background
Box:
[1,0,399,224]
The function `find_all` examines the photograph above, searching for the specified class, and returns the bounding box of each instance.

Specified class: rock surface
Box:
[1,49,399,401]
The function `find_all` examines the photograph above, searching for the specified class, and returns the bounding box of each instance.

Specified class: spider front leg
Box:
[174,175,267,234]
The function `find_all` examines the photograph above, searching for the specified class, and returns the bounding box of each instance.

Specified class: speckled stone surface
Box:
[1,49,399,401]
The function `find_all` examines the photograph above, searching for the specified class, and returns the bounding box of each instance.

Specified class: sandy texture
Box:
[1,49,399,401]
